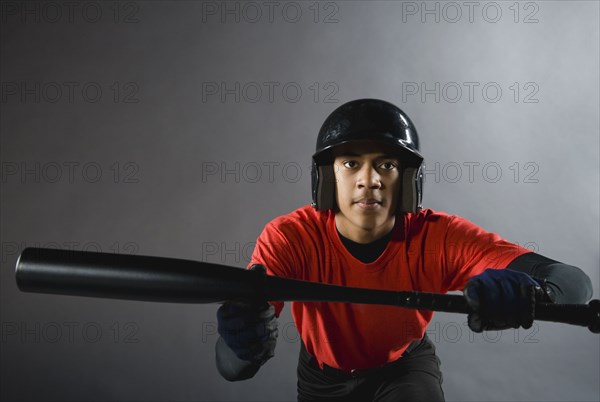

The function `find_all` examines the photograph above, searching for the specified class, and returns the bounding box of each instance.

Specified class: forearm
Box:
[215,336,262,381]
[506,252,593,304]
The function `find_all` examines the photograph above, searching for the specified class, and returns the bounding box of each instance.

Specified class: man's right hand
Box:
[217,300,278,365]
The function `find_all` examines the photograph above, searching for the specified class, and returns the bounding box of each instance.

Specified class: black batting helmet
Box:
[311,99,424,214]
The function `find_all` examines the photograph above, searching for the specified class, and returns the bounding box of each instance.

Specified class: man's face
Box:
[332,141,401,241]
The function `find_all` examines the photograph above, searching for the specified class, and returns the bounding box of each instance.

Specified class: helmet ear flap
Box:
[416,165,424,211]
[399,165,423,214]
[311,163,337,211]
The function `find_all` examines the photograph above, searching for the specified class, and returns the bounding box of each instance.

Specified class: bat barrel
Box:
[16,247,261,303]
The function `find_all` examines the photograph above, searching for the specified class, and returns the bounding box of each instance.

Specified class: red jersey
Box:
[249,205,531,371]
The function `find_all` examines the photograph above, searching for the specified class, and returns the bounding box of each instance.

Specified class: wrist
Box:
[532,277,556,303]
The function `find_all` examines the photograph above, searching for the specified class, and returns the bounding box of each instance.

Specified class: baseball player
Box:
[214,99,593,401]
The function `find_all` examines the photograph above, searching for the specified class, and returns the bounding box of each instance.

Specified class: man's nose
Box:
[357,165,381,189]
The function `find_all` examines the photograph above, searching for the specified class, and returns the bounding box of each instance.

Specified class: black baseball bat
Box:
[15,247,600,333]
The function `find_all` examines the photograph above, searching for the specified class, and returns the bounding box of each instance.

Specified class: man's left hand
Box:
[464,268,542,332]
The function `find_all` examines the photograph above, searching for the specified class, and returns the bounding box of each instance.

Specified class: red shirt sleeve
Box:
[440,214,532,292]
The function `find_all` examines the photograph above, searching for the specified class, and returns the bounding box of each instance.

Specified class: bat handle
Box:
[411,293,600,333]
[535,299,600,333]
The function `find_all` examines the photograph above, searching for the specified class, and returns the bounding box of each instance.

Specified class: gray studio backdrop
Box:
[1,1,598,401]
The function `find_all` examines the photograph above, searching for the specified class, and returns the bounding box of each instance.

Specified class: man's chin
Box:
[349,213,388,229]
[337,205,392,224]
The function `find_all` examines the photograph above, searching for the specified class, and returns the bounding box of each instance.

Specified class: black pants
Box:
[297,335,444,402]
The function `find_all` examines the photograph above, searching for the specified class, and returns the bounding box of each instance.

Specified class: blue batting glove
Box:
[217,300,278,364]
[464,268,541,333]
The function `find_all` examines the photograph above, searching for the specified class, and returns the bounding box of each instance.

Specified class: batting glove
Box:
[464,268,543,333]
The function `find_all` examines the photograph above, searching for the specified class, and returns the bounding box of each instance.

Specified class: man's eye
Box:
[380,162,398,170]
[343,161,358,168]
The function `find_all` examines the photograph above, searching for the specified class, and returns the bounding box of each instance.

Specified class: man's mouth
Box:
[355,198,382,209]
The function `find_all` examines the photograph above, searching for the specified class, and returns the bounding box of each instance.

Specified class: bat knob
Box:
[588,300,600,334]
[249,264,267,275]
